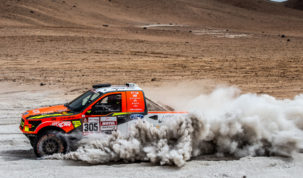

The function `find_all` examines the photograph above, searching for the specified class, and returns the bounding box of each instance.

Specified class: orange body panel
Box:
[126,91,145,113]
[23,105,69,118]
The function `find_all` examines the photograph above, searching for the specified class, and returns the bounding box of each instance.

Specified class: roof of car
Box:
[94,83,143,93]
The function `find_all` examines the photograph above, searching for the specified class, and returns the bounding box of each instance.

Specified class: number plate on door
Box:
[83,117,99,133]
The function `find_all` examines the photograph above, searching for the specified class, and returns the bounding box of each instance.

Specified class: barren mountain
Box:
[0,0,303,97]
[285,0,303,10]
[1,0,303,32]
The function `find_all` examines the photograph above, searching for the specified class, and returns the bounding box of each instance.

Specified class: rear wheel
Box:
[34,130,68,157]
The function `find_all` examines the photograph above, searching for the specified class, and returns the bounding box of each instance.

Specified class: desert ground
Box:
[1,0,303,177]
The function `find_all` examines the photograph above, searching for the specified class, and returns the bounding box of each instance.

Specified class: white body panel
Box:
[83,113,187,136]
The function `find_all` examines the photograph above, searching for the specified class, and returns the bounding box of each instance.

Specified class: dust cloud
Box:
[48,82,303,167]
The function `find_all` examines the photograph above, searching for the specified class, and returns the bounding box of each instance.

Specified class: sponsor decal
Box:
[126,91,145,112]
[100,117,117,122]
[57,109,68,112]
[101,121,116,126]
[33,110,40,114]
[100,117,117,131]
[161,114,174,118]
[52,121,72,128]
[88,117,99,122]
[130,114,144,120]
[84,117,88,123]
[129,108,144,111]
[101,125,116,131]
[72,121,81,128]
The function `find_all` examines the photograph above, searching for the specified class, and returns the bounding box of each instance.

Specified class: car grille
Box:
[28,120,41,131]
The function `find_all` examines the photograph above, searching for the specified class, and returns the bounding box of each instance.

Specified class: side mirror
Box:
[86,107,94,115]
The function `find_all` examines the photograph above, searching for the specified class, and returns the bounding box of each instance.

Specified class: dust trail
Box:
[48,86,303,167]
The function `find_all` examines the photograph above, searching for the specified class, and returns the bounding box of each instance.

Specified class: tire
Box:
[34,130,68,157]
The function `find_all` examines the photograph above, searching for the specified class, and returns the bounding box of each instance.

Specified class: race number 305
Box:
[83,117,100,132]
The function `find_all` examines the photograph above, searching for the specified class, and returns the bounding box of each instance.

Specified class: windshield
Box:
[67,90,101,112]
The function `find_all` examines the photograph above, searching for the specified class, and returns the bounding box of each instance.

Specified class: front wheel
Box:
[34,131,68,157]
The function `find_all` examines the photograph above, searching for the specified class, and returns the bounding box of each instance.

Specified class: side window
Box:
[90,94,122,115]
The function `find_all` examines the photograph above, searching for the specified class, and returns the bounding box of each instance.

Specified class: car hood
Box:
[23,105,69,119]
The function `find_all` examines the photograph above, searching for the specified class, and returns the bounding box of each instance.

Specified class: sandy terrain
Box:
[1,0,303,177]
[1,82,303,178]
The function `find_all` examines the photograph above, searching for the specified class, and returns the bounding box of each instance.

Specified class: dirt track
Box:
[1,82,303,178]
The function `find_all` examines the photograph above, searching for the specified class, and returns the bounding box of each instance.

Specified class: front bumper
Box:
[20,118,41,133]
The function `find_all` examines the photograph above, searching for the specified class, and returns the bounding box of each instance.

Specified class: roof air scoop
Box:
[126,83,136,87]
[92,84,111,88]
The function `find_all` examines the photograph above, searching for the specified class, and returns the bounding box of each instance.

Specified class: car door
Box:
[83,92,125,134]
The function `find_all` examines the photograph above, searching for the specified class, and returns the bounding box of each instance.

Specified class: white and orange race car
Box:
[20,83,187,157]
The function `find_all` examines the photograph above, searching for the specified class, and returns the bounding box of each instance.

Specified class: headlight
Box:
[20,118,24,129]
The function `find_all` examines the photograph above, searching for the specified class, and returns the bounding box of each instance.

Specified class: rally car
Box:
[20,83,186,157]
